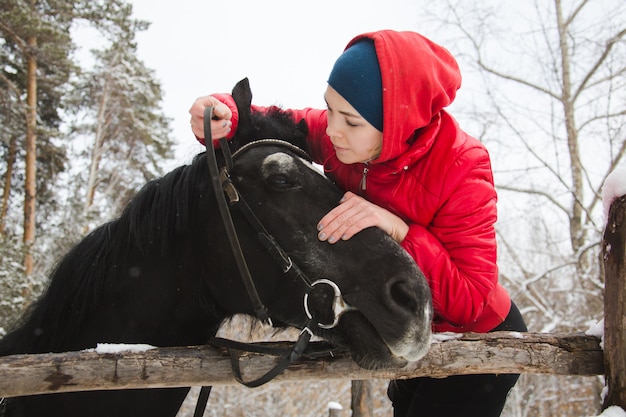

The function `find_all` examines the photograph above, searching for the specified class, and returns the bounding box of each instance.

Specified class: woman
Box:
[189,30,527,417]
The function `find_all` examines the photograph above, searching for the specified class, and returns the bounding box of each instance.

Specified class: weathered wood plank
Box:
[0,332,603,398]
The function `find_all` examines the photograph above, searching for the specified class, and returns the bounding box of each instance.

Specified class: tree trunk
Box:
[23,32,37,277]
[555,0,586,258]
[0,135,17,237]
[83,83,109,233]
[602,195,626,410]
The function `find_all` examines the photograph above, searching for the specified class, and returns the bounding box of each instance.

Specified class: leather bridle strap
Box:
[220,176,313,285]
[194,108,314,417]
[203,106,270,324]
[209,325,314,388]
[193,387,211,417]
[192,107,271,417]
[194,109,350,415]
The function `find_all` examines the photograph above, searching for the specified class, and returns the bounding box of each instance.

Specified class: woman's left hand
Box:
[317,191,409,244]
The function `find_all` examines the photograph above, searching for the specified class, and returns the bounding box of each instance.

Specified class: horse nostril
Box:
[386,278,419,316]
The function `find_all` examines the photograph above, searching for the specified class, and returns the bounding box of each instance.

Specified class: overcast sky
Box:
[124,0,426,163]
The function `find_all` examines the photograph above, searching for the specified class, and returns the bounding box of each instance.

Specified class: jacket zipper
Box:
[359,164,369,191]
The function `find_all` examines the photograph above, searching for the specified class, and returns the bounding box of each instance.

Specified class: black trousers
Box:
[387,302,527,417]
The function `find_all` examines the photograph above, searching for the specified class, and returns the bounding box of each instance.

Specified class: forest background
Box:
[1,0,625,416]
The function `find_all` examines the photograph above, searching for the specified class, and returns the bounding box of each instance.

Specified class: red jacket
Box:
[206,31,511,333]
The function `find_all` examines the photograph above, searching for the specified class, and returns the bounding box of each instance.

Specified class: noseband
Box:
[202,107,354,386]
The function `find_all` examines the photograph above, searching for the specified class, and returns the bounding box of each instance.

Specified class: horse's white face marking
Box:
[261,153,296,176]
[261,152,326,178]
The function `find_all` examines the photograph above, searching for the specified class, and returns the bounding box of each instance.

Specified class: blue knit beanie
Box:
[327,39,383,131]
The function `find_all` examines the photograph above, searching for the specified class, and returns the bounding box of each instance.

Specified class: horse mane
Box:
[230,107,309,154]
[122,162,206,254]
[0,160,209,353]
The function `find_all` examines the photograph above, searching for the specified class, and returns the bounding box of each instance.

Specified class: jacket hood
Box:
[346,31,462,165]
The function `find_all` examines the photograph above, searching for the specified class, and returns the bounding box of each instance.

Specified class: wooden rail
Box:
[0,332,602,398]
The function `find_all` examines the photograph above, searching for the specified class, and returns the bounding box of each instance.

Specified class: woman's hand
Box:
[188,95,232,141]
[317,191,409,244]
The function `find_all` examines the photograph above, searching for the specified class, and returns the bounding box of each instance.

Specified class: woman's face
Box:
[324,86,383,164]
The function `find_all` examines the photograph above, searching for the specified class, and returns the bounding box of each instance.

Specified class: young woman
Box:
[189,30,527,417]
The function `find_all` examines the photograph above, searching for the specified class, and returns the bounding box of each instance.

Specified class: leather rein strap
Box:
[193,107,320,416]
[203,106,270,325]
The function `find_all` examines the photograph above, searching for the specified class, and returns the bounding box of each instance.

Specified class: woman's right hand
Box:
[188,95,233,141]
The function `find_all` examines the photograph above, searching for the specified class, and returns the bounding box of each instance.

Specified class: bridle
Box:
[203,107,356,332]
[192,107,355,416]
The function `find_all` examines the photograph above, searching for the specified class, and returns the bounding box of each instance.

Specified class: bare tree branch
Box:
[573,28,626,103]
[563,0,591,27]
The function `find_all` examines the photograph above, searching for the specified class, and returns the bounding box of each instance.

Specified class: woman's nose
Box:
[326,121,340,138]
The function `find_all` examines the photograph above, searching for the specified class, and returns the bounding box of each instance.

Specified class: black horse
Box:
[0,79,432,417]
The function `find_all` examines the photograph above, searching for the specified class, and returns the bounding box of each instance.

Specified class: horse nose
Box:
[384,276,423,318]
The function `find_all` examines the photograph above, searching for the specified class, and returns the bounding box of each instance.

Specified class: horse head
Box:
[201,78,433,368]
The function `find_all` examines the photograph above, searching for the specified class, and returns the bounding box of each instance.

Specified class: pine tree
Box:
[69,26,175,231]
[0,0,76,275]
[0,0,174,329]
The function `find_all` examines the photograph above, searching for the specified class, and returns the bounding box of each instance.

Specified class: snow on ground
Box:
[592,406,626,417]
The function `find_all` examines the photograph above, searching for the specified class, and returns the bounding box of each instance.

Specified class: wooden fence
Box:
[1,195,624,413]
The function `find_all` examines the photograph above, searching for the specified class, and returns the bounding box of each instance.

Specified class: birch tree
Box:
[0,0,138,273]
[420,1,626,415]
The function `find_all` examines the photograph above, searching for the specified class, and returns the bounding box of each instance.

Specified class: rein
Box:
[202,108,271,325]
[192,107,354,416]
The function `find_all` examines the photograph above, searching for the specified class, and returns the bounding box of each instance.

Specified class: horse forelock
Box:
[231,107,308,153]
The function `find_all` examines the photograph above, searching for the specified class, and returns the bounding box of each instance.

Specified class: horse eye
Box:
[267,174,294,189]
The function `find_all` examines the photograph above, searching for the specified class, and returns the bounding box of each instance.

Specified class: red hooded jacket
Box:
[205,30,511,333]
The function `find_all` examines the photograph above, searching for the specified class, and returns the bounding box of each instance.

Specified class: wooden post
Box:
[603,195,626,410]
[351,380,374,417]
[328,401,344,417]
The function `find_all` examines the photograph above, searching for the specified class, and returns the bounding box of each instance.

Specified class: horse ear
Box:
[296,119,308,136]
[232,78,252,129]
[295,119,310,153]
